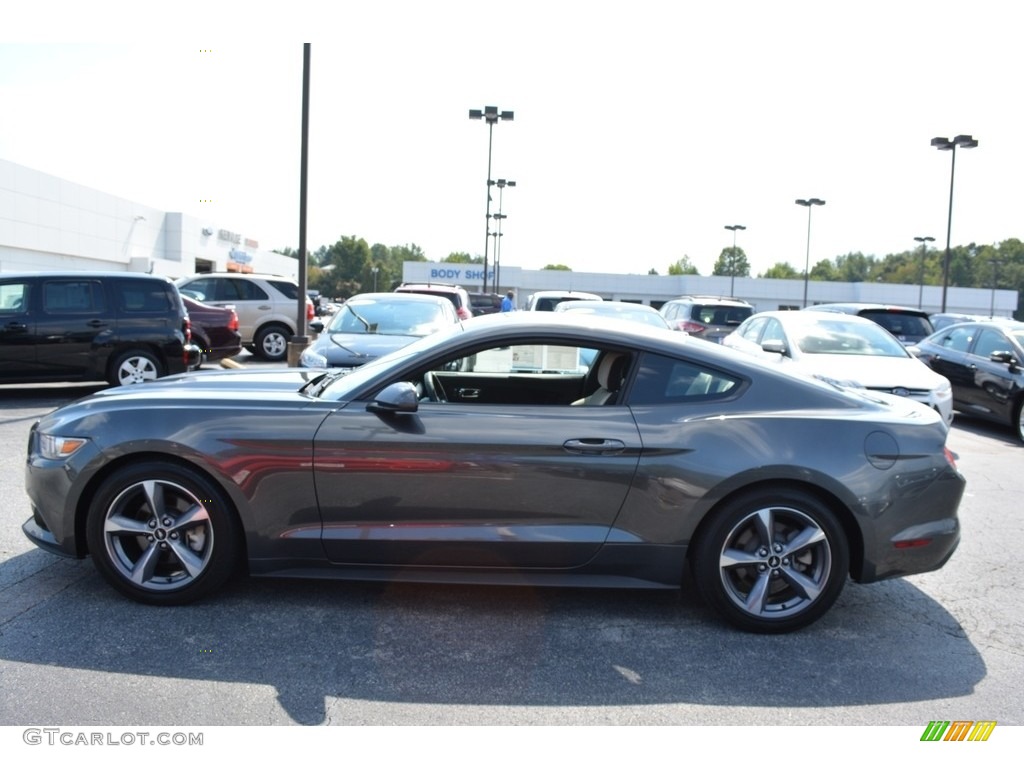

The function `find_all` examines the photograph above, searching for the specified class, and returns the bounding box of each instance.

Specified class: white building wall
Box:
[0,159,297,280]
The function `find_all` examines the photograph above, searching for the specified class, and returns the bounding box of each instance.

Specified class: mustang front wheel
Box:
[692,488,849,633]
[85,463,240,605]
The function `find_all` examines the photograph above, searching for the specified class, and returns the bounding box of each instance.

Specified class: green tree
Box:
[667,256,699,275]
[809,259,837,281]
[542,264,572,270]
[759,262,799,279]
[648,268,659,275]
[712,247,750,278]
[443,252,483,264]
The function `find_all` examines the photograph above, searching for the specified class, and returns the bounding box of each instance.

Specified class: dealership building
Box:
[2,158,1017,317]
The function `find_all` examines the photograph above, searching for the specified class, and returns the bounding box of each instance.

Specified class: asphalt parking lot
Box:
[0,357,1021,726]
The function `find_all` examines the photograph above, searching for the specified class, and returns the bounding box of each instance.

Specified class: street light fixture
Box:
[990,259,1004,317]
[914,236,935,309]
[795,198,825,308]
[724,224,746,298]
[371,265,379,293]
[931,134,978,312]
[494,179,515,291]
[469,106,514,292]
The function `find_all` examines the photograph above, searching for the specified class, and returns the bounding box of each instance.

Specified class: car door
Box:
[0,278,38,380]
[921,325,976,410]
[960,327,1022,421]
[313,344,642,569]
[34,277,112,380]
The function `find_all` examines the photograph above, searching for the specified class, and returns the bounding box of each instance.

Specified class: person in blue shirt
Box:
[501,290,515,312]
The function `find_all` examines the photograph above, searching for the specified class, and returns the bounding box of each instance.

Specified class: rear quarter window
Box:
[628,352,742,403]
[115,281,174,313]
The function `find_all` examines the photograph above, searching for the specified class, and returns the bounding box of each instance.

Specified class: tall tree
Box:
[712,247,750,278]
[760,262,800,279]
[667,256,699,275]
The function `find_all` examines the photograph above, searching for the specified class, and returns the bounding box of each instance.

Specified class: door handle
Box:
[455,387,480,399]
[563,438,626,455]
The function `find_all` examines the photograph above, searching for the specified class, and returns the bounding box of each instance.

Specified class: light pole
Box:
[931,134,978,312]
[494,179,515,291]
[990,259,1004,317]
[469,106,514,292]
[914,235,935,309]
[371,265,379,292]
[724,224,745,298]
[795,198,825,308]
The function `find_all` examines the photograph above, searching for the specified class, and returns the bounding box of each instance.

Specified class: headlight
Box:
[38,434,89,460]
[935,379,952,395]
[299,348,328,368]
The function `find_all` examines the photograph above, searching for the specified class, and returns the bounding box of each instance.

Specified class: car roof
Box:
[666,295,752,306]
[345,292,452,304]
[809,302,929,315]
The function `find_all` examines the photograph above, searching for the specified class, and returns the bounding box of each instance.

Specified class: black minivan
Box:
[0,272,199,386]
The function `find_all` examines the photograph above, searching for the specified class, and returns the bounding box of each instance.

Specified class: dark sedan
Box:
[299,292,458,369]
[24,314,964,633]
[183,296,242,365]
[911,319,1024,442]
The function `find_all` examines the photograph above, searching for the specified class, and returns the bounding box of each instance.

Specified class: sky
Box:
[3,0,1023,279]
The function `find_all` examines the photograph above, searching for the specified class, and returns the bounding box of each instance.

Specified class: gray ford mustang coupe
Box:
[24,313,965,633]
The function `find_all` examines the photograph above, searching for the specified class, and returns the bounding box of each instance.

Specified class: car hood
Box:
[789,355,948,389]
[86,368,326,398]
[311,332,421,366]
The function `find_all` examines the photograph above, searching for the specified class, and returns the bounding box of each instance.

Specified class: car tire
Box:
[691,487,849,633]
[255,324,290,362]
[109,349,164,386]
[85,462,241,605]
[1014,398,1024,443]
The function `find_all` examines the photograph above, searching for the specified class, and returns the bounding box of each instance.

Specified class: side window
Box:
[229,279,269,301]
[115,281,173,313]
[972,329,1010,359]
[0,282,30,313]
[941,327,974,353]
[42,280,106,314]
[183,278,215,301]
[628,352,742,404]
[268,280,299,300]
[739,316,768,343]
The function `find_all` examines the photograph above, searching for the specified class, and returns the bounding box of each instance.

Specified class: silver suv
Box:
[660,295,754,343]
[394,283,472,320]
[176,273,314,361]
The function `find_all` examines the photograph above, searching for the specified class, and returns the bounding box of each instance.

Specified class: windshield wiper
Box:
[345,302,378,333]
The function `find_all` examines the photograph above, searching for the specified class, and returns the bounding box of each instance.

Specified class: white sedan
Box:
[724,310,954,426]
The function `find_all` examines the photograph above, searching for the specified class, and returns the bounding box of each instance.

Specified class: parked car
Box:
[394,283,473,320]
[806,303,934,345]
[929,312,989,331]
[176,273,314,362]
[659,295,754,342]
[300,292,458,368]
[524,290,602,311]
[23,313,964,633]
[724,310,953,426]
[468,292,503,316]
[182,296,241,366]
[0,272,198,386]
[910,319,1024,442]
[554,299,672,330]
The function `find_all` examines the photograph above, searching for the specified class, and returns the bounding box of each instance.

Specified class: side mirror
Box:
[309,320,325,334]
[761,340,787,356]
[366,381,419,414]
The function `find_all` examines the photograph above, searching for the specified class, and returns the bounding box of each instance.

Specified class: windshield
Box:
[327,298,451,337]
[792,319,909,357]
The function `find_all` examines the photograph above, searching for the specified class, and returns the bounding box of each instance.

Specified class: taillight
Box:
[228,310,239,332]
[457,307,472,321]
[681,321,706,333]
[943,446,958,470]
[306,300,315,321]
[183,316,192,343]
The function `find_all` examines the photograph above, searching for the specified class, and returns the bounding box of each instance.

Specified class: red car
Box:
[183,296,242,365]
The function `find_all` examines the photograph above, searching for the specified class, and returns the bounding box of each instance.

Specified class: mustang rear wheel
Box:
[692,488,849,633]
[85,463,240,605]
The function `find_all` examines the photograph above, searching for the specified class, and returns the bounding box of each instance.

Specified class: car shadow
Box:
[951,413,1022,445]
[0,549,985,725]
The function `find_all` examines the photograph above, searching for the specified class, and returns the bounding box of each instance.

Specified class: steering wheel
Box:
[422,371,446,403]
